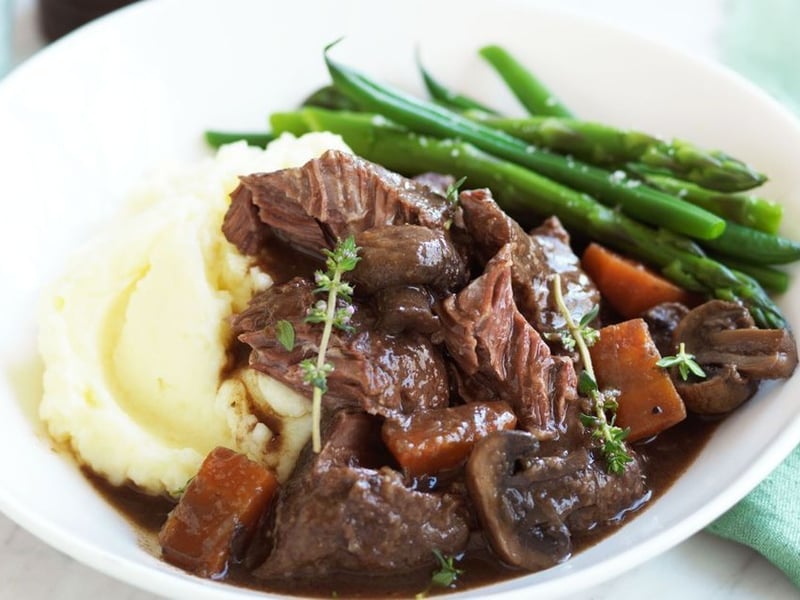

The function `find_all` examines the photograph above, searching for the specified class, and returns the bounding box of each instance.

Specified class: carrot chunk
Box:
[589,318,686,442]
[158,447,279,578]
[582,242,695,318]
[382,401,517,476]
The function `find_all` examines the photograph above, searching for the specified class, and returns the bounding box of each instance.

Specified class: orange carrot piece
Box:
[158,447,279,578]
[382,401,517,476]
[582,242,695,318]
[589,318,686,442]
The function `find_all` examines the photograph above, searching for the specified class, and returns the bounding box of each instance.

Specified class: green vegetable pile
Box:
[206,42,800,329]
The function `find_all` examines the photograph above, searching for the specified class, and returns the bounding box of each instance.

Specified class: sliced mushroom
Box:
[671,300,798,415]
[465,430,572,571]
[465,430,647,571]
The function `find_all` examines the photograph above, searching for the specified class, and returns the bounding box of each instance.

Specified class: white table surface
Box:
[2,0,799,598]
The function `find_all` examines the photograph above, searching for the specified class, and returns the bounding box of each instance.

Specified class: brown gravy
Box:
[88,414,718,598]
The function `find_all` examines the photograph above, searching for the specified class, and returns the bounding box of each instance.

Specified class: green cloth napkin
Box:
[708,0,800,588]
[708,448,800,586]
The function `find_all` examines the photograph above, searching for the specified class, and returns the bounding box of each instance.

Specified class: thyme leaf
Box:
[276,319,296,351]
[551,274,632,475]
[445,175,467,207]
[550,302,599,351]
[656,342,706,380]
[303,235,360,452]
[416,551,463,598]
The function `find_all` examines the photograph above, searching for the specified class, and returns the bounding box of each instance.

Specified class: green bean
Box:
[633,169,782,233]
[416,55,499,114]
[709,258,789,294]
[273,106,784,328]
[478,44,573,117]
[699,219,800,265]
[323,48,726,241]
[301,85,362,111]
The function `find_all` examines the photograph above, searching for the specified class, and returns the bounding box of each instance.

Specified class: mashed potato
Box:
[39,133,352,496]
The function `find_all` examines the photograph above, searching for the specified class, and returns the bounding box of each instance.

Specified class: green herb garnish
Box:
[656,342,706,380]
[552,304,600,351]
[300,235,360,452]
[444,175,467,207]
[552,274,632,474]
[416,550,463,598]
[276,319,296,351]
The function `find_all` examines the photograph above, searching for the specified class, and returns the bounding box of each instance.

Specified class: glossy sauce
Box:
[90,414,718,598]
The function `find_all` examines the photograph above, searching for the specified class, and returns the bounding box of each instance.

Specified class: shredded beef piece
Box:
[232,278,449,417]
[436,244,577,439]
[255,413,469,578]
[458,188,599,339]
[224,150,454,258]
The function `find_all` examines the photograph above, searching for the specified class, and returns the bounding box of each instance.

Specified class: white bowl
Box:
[1,0,799,598]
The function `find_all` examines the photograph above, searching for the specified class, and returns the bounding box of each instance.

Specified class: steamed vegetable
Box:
[205,130,274,148]
[478,44,573,117]
[382,402,517,476]
[417,54,499,114]
[589,319,687,442]
[269,106,786,328]
[323,47,726,241]
[632,169,782,233]
[467,113,767,193]
[158,447,280,577]
[581,242,697,318]
[698,219,800,265]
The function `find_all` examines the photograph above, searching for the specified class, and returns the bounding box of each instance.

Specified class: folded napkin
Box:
[708,448,800,586]
[708,0,800,587]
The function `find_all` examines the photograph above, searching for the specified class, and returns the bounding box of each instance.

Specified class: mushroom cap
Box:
[672,300,798,415]
[465,430,572,571]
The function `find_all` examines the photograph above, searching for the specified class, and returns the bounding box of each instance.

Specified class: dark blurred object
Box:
[39,0,140,41]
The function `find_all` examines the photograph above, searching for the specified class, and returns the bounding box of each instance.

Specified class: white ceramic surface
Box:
[1,1,799,599]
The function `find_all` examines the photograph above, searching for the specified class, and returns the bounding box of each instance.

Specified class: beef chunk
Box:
[412,172,455,196]
[224,150,454,258]
[223,184,273,256]
[255,462,469,578]
[458,188,599,339]
[436,244,577,439]
[316,411,394,471]
[232,278,449,417]
[350,225,468,296]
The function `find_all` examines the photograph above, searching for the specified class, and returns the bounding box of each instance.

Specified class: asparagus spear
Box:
[323,48,726,241]
[467,113,767,193]
[204,130,274,148]
[269,107,786,329]
[632,169,782,233]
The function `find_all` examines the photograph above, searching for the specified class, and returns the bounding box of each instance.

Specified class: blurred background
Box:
[2,0,798,111]
[0,0,798,599]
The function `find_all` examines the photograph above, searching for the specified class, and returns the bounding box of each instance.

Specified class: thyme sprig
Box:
[300,235,360,452]
[552,274,632,475]
[415,550,463,599]
[444,175,467,207]
[656,342,706,381]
